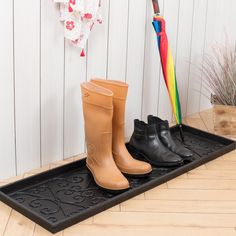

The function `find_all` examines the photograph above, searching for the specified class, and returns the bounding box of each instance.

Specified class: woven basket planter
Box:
[211,94,236,136]
[213,104,236,136]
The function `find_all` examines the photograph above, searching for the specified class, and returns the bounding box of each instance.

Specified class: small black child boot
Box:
[128,119,183,167]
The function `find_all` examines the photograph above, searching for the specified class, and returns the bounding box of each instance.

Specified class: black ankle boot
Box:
[148,115,194,160]
[128,119,183,167]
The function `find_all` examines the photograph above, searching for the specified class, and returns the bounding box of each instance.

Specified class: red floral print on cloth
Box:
[84,13,93,19]
[68,0,76,12]
[54,0,102,56]
[66,21,75,31]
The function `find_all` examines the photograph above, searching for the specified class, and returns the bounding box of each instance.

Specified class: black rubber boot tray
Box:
[0,124,235,233]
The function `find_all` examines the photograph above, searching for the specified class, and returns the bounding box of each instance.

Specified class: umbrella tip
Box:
[179,124,185,142]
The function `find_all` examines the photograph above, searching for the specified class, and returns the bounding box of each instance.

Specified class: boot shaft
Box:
[90,79,128,123]
[81,82,114,161]
[90,79,128,100]
[90,79,128,146]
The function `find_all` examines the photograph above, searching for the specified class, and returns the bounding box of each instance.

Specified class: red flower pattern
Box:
[69,0,76,4]
[66,21,75,31]
[55,0,102,57]
[68,0,76,12]
[97,19,102,24]
[84,13,93,19]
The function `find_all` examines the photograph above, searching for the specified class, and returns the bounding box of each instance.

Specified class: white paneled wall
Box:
[0,1,15,178]
[1,0,235,179]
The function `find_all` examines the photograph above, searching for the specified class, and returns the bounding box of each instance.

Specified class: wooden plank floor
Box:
[1,109,236,236]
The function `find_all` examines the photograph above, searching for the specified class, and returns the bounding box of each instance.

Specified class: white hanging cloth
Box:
[54,0,102,56]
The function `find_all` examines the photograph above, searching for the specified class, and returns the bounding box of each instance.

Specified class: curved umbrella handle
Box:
[152,0,160,15]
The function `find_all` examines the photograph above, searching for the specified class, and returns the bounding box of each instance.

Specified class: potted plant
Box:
[202,40,236,136]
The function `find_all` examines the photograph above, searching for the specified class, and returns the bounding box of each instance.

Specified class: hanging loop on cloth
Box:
[80,49,85,57]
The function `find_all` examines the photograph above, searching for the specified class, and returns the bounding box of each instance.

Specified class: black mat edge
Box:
[0,124,235,233]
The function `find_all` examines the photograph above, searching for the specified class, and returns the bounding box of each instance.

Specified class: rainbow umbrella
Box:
[152,0,184,141]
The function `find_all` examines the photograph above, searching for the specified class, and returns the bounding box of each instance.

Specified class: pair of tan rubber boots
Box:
[81,79,152,191]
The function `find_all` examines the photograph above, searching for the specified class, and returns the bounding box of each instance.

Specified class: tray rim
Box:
[0,124,235,233]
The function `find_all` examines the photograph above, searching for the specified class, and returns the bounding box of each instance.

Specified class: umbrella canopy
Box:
[152,16,182,125]
[151,0,184,140]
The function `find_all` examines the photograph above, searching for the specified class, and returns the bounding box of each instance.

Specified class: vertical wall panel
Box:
[157,0,180,121]
[187,0,208,115]
[228,0,236,39]
[125,0,147,138]
[14,0,41,174]
[64,43,86,158]
[200,0,236,111]
[142,0,164,121]
[175,0,194,117]
[200,0,221,111]
[107,0,129,81]
[0,0,15,179]
[212,0,233,43]
[87,0,109,79]
[41,1,64,165]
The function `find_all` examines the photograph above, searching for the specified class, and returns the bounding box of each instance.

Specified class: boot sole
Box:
[122,171,152,178]
[86,164,130,193]
[126,144,184,167]
[120,167,152,178]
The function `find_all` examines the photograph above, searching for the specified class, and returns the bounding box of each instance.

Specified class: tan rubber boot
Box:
[90,79,152,176]
[81,82,130,191]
